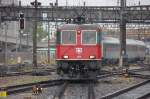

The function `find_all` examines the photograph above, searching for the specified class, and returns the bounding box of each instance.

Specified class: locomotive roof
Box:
[103,37,146,46]
[58,24,100,30]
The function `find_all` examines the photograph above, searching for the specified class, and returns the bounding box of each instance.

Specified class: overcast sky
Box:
[20,0,150,6]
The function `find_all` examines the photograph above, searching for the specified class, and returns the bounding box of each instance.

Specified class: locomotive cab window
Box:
[61,30,76,44]
[82,30,97,44]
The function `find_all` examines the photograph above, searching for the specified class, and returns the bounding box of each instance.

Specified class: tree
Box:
[36,23,48,41]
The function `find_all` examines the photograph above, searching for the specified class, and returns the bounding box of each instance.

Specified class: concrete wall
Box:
[0,21,19,38]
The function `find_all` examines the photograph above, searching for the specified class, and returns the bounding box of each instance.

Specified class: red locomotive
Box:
[56,20,102,79]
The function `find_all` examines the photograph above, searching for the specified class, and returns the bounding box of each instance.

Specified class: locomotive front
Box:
[56,24,102,79]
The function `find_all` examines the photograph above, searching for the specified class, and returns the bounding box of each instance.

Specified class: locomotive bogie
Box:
[56,60,101,78]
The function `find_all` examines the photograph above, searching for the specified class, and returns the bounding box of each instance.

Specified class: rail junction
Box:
[0,65,149,99]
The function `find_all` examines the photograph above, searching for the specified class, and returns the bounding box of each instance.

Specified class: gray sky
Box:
[20,0,150,6]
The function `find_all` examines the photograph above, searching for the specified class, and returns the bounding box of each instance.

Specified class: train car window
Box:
[56,30,61,44]
[61,30,76,44]
[82,30,97,44]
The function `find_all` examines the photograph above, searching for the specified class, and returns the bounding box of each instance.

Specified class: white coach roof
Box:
[102,37,146,46]
[102,37,119,44]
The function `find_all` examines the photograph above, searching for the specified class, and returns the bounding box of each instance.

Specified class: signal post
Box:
[31,0,41,68]
[119,0,129,73]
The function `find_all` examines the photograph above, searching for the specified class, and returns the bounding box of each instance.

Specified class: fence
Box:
[0,51,56,65]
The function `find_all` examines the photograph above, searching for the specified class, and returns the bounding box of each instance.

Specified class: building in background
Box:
[0,0,19,39]
[0,0,19,52]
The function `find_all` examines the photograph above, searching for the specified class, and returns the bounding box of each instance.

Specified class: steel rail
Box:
[136,92,150,99]
[0,68,56,77]
[128,67,150,73]
[97,71,124,79]
[0,79,63,95]
[97,74,116,79]
[129,72,150,79]
[100,79,150,99]
[88,81,95,99]
[97,67,150,80]
[53,82,68,99]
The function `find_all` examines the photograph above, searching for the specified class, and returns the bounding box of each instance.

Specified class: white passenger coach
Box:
[102,37,146,64]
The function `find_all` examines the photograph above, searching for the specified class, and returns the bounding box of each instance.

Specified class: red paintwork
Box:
[56,29,101,60]
[56,45,101,60]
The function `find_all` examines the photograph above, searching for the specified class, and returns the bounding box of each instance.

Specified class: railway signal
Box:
[19,13,25,30]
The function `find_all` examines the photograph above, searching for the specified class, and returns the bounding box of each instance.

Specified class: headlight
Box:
[63,55,69,59]
[89,55,95,59]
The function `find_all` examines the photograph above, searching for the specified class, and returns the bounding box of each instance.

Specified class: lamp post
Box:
[31,0,41,68]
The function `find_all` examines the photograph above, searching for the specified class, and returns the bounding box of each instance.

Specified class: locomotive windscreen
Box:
[61,30,76,44]
[82,30,97,44]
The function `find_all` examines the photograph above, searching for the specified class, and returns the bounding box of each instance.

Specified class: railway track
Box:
[128,66,150,73]
[2,67,149,98]
[88,81,95,99]
[49,69,149,99]
[1,72,114,97]
[1,62,149,77]
[129,72,150,79]
[100,79,150,99]
[137,92,150,99]
[1,79,63,95]
[97,70,125,78]
[52,80,96,99]
[99,66,150,79]
[53,82,68,99]
[0,68,56,77]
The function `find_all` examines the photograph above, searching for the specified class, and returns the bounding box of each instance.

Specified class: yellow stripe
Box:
[0,91,7,97]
